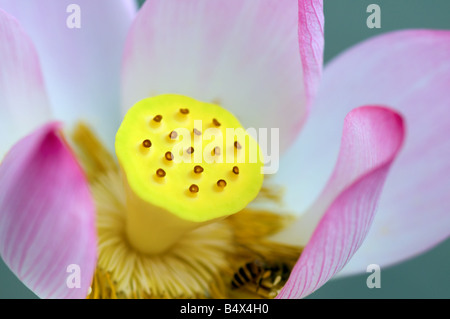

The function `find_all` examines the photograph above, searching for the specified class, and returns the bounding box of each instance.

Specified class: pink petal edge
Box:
[277,106,405,298]
[0,8,51,156]
[287,29,450,274]
[298,0,324,110]
[0,0,137,150]
[0,123,97,299]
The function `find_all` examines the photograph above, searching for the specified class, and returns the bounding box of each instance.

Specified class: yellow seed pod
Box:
[115,94,264,254]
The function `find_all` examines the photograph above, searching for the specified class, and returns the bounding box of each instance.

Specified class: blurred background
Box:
[0,0,449,298]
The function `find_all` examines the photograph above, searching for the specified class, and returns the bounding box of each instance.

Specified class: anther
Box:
[193,128,202,136]
[142,139,152,148]
[180,108,190,114]
[169,131,178,140]
[194,165,204,174]
[189,184,199,193]
[232,166,239,175]
[187,147,194,154]
[234,141,242,150]
[156,168,166,177]
[153,115,162,122]
[217,179,227,188]
[165,151,174,161]
[212,118,221,127]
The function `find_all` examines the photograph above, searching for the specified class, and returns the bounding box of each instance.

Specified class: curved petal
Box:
[276,30,450,274]
[0,123,97,299]
[122,0,324,153]
[0,0,137,149]
[0,9,51,157]
[277,106,405,298]
[298,0,324,108]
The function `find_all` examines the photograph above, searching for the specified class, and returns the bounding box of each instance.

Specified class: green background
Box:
[1,0,449,298]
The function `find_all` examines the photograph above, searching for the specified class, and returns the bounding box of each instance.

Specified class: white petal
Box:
[0,0,137,148]
[122,0,324,153]
[0,9,51,156]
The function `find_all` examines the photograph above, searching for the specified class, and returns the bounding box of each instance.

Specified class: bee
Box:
[231,259,292,298]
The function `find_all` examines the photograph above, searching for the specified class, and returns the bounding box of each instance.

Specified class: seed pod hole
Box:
[142,139,152,148]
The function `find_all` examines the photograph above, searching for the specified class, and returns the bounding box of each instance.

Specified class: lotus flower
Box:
[0,0,449,299]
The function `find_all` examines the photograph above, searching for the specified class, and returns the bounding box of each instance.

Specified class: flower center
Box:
[115,94,264,255]
[72,102,302,299]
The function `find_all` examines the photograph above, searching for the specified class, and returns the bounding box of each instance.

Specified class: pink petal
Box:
[280,30,450,274]
[277,106,405,298]
[0,123,97,299]
[0,9,51,156]
[298,0,324,109]
[0,1,137,148]
[122,0,324,153]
